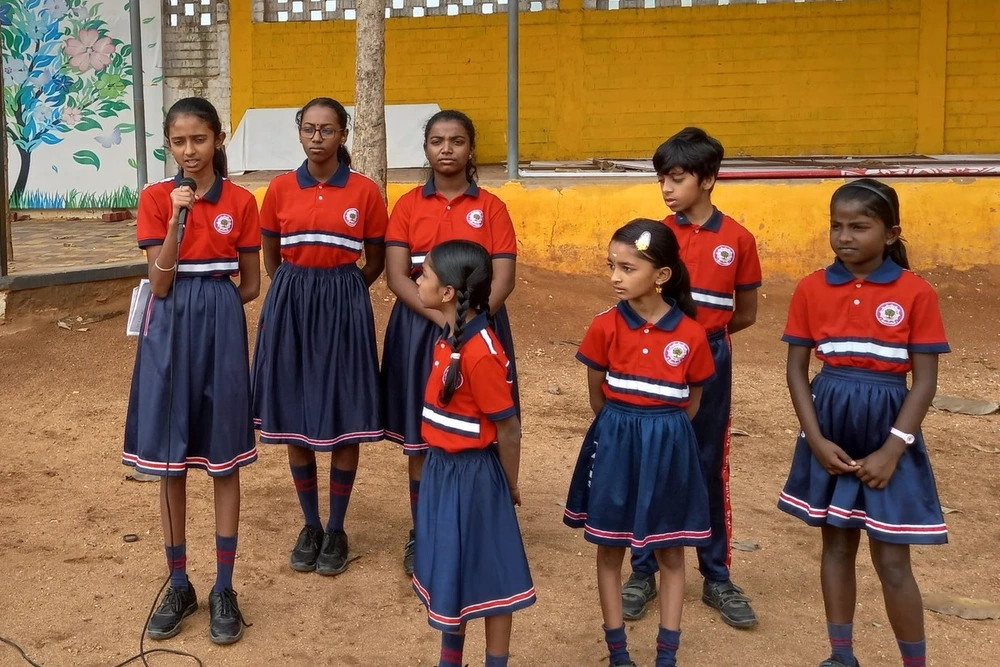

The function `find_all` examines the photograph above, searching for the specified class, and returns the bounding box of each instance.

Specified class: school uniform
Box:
[123,174,261,476]
[777,257,950,545]
[381,180,520,454]
[632,209,762,580]
[251,161,387,450]
[564,300,716,554]
[413,313,536,632]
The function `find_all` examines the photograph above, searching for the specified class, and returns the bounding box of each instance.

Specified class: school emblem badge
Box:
[466,209,485,228]
[442,365,464,389]
[876,301,905,327]
[664,341,690,367]
[343,208,360,227]
[213,213,234,235]
[713,245,735,267]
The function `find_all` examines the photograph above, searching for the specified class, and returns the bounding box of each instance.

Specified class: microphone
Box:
[175,177,197,244]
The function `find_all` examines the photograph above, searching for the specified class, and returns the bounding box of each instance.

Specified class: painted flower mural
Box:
[65,28,114,72]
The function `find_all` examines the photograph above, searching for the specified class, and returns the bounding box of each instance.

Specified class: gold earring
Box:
[655,285,662,294]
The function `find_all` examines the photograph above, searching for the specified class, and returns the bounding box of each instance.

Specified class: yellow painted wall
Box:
[231,0,1000,162]
[253,178,1000,280]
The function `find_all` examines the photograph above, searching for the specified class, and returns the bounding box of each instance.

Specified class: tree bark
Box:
[353,0,387,202]
[0,61,12,269]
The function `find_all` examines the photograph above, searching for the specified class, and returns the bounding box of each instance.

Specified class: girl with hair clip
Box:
[778,179,950,667]
[412,240,535,667]
[564,219,715,667]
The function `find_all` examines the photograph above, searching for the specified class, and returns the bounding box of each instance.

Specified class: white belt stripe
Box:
[817,340,909,361]
[606,373,689,400]
[281,232,363,251]
[422,406,480,436]
[692,290,734,308]
[177,261,238,274]
[411,254,426,267]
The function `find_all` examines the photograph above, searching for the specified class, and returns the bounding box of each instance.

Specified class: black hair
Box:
[831,178,910,270]
[611,218,697,319]
[652,126,724,184]
[426,240,493,405]
[165,97,228,177]
[296,97,352,167]
[424,109,478,183]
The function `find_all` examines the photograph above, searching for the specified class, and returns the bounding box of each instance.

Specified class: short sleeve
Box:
[685,326,717,386]
[908,283,950,354]
[136,186,168,248]
[576,315,610,371]
[781,280,814,347]
[488,197,517,259]
[238,194,262,253]
[363,182,389,243]
[385,190,413,248]
[258,181,280,238]
[469,355,516,421]
[735,229,762,291]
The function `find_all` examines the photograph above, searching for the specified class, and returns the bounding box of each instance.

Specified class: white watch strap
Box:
[890,427,915,444]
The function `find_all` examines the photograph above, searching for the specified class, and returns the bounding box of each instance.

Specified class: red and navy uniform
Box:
[124,173,260,477]
[251,160,387,450]
[777,257,950,545]
[381,180,521,452]
[564,301,715,552]
[634,208,763,580]
[412,313,536,632]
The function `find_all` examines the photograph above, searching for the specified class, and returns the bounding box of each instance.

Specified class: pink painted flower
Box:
[64,29,115,72]
[61,107,83,127]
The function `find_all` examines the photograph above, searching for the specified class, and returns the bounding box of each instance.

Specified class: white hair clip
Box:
[635,231,651,252]
[450,353,461,360]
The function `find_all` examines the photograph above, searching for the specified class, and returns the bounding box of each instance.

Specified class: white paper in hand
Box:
[126,279,152,337]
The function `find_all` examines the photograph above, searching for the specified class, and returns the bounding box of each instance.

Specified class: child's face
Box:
[298,105,347,164]
[607,241,671,302]
[657,167,713,213]
[167,113,223,176]
[417,260,453,311]
[830,199,899,269]
[424,120,472,179]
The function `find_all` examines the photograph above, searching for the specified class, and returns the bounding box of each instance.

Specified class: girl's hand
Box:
[854,443,903,489]
[808,437,859,475]
[510,486,522,507]
[170,186,196,224]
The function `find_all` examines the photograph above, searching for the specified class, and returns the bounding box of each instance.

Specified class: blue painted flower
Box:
[2,60,30,86]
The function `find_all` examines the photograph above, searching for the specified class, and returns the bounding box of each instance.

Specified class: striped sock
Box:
[485,653,509,667]
[213,534,237,593]
[290,462,322,529]
[164,543,188,589]
[656,627,681,667]
[898,638,926,667]
[604,625,631,666]
[327,467,356,532]
[828,622,855,665]
[409,479,420,529]
[438,631,465,667]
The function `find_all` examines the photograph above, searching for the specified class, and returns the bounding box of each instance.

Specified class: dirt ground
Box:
[1,264,998,667]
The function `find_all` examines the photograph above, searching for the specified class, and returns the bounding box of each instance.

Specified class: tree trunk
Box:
[12,146,31,207]
[353,0,387,202]
[0,63,12,269]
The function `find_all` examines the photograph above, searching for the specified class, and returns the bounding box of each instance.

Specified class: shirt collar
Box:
[825,257,903,285]
[674,207,723,233]
[617,299,684,332]
[442,311,490,347]
[421,178,480,198]
[295,160,350,189]
[174,171,223,204]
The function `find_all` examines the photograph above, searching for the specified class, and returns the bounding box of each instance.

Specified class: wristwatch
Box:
[890,427,916,445]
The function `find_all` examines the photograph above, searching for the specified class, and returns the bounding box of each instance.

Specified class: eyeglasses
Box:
[299,125,343,138]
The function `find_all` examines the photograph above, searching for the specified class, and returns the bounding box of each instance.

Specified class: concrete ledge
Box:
[0,261,147,291]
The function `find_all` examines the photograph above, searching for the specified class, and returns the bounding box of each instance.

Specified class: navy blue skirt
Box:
[251,262,383,451]
[413,446,536,631]
[124,277,256,477]
[778,365,948,545]
[564,400,712,552]
[381,294,520,455]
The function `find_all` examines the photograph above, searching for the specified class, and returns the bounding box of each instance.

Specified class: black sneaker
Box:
[702,579,758,629]
[820,660,860,667]
[621,571,657,621]
[208,588,247,645]
[289,524,324,572]
[147,582,198,640]
[403,530,416,576]
[315,529,349,576]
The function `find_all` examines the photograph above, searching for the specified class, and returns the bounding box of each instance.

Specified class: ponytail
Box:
[885,238,910,270]
[336,144,352,167]
[440,287,470,406]
[663,259,697,319]
[213,145,228,178]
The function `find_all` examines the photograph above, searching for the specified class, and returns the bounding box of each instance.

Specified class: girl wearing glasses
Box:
[252,97,388,577]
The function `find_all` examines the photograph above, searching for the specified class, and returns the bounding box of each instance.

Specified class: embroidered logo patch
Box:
[664,341,690,367]
[713,245,735,266]
[343,208,360,227]
[466,209,485,228]
[876,301,905,327]
[213,213,234,235]
[442,365,464,389]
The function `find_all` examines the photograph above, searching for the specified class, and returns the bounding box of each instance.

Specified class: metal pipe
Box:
[0,59,9,277]
[129,0,148,191]
[506,0,519,180]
